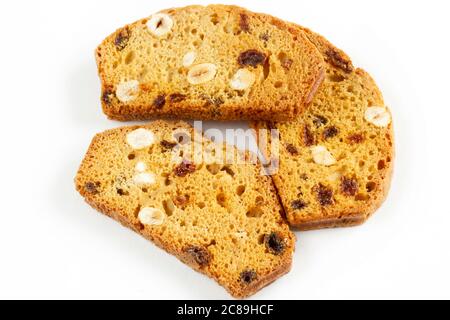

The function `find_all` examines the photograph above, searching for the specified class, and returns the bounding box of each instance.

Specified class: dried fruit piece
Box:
[365,107,391,127]
[325,49,353,73]
[238,50,266,68]
[116,80,139,103]
[153,94,166,109]
[315,184,334,206]
[174,195,189,207]
[240,270,257,284]
[160,140,177,151]
[169,93,187,103]
[138,207,165,226]
[85,182,100,195]
[303,125,315,147]
[114,27,131,51]
[187,63,217,85]
[102,89,114,105]
[341,177,359,196]
[174,161,196,177]
[184,246,212,267]
[291,200,307,210]
[239,14,250,33]
[347,133,365,144]
[313,115,328,128]
[323,126,339,140]
[281,58,293,70]
[286,144,299,156]
[126,128,155,150]
[133,172,156,186]
[147,13,173,37]
[182,51,196,67]
[311,146,336,166]
[264,232,285,256]
[230,69,255,90]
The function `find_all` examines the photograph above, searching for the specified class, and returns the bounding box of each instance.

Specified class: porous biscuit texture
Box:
[252,27,394,230]
[96,5,325,121]
[75,120,295,298]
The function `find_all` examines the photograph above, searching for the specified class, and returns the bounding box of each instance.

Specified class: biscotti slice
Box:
[252,27,394,230]
[75,120,295,298]
[95,5,325,121]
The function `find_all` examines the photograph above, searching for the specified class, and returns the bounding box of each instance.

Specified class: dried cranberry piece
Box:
[114,27,131,51]
[325,49,353,73]
[153,95,166,109]
[341,177,359,196]
[291,200,307,210]
[174,161,196,177]
[240,270,257,284]
[184,246,211,267]
[264,232,285,255]
[316,184,333,206]
[323,126,339,140]
[238,50,266,68]
[347,134,365,144]
[286,144,299,156]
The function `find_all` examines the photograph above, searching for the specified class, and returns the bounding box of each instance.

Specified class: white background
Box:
[0,0,448,300]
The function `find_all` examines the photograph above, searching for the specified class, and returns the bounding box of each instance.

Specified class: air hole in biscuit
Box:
[246,207,264,218]
[128,153,136,160]
[163,199,175,216]
[191,28,197,35]
[165,177,172,186]
[125,51,135,64]
[255,196,264,206]
[206,164,221,175]
[236,185,246,196]
[366,182,376,192]
[274,81,283,89]
[197,202,206,209]
[355,193,370,201]
[378,160,386,170]
[328,74,345,82]
[216,193,227,208]
[210,13,219,25]
[359,160,365,167]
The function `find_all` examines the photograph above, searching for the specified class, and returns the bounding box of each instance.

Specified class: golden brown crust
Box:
[75,120,295,298]
[251,27,394,231]
[95,5,325,121]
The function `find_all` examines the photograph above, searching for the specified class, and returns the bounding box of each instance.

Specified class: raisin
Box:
[114,27,131,51]
[240,270,257,285]
[184,246,211,267]
[174,161,196,177]
[341,177,359,196]
[316,184,333,206]
[323,126,339,140]
[169,93,187,103]
[264,232,285,256]
[325,49,353,73]
[260,32,270,42]
[286,144,299,156]
[160,140,177,151]
[238,50,266,68]
[153,95,166,109]
[281,58,293,70]
[303,125,315,147]
[102,89,114,105]
[347,133,365,144]
[313,115,328,128]
[291,200,307,210]
[84,182,100,195]
[239,13,250,33]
